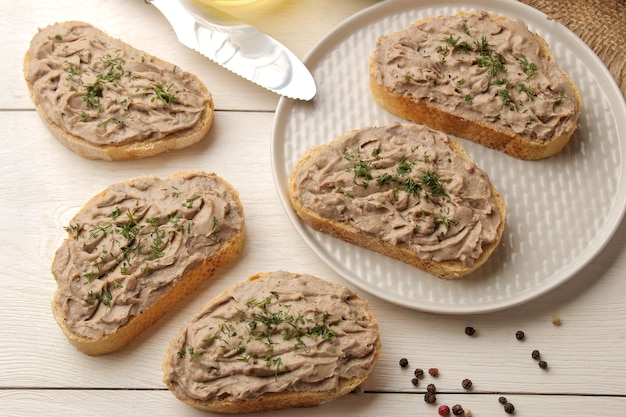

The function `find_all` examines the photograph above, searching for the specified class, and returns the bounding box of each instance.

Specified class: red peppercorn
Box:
[438,405,450,416]
[429,367,439,377]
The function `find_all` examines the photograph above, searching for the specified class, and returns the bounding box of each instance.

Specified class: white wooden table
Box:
[1,1,625,416]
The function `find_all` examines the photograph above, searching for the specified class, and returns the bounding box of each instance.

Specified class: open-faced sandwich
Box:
[370,10,582,160]
[289,123,505,279]
[52,171,245,355]
[163,270,381,413]
[25,21,214,160]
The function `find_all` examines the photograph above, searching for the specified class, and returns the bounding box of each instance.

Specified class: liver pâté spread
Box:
[163,271,380,401]
[52,172,244,339]
[291,123,502,267]
[370,10,580,142]
[26,21,211,146]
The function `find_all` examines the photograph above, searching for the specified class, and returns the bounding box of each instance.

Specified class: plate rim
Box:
[271,0,626,314]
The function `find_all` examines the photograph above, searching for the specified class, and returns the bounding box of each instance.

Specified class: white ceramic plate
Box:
[271,0,626,314]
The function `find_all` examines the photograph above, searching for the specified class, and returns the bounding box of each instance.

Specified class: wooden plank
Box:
[1,390,625,417]
[0,0,380,111]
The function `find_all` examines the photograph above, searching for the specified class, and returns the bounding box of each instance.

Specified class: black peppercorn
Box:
[399,358,409,368]
[498,396,507,404]
[452,404,464,416]
[414,368,424,378]
[538,360,548,369]
[515,330,525,340]
[531,349,541,360]
[411,377,419,386]
[464,326,476,336]
[461,378,472,389]
[504,402,515,414]
[424,392,437,404]
[427,383,437,393]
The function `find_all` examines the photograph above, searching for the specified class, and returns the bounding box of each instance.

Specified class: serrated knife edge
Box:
[148,0,317,101]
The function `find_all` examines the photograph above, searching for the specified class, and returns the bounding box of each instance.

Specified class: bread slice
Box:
[370,10,582,160]
[289,123,505,279]
[52,171,245,355]
[24,21,214,160]
[163,270,381,414]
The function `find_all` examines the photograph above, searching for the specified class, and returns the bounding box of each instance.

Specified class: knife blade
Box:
[148,0,317,100]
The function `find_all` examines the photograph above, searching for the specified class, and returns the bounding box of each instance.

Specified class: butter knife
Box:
[147,0,317,100]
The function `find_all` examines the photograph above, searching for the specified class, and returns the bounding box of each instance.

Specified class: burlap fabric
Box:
[518,0,625,99]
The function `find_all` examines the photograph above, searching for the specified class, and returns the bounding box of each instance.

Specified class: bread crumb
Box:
[551,315,562,326]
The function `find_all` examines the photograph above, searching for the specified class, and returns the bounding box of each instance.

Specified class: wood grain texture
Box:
[2,390,626,417]
[1,0,625,415]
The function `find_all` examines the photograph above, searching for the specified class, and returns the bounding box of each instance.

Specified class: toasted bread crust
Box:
[52,232,243,356]
[289,126,506,280]
[25,78,214,161]
[370,75,573,160]
[370,11,582,160]
[51,172,245,355]
[24,22,214,161]
[168,378,369,414]
[163,271,382,414]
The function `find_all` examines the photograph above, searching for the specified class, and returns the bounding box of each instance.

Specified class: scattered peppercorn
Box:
[438,405,450,416]
[464,408,472,417]
[427,383,437,393]
[414,368,424,378]
[424,392,437,404]
[452,404,464,416]
[539,360,548,369]
[399,358,409,368]
[411,377,419,386]
[498,396,508,405]
[515,330,525,340]
[551,315,562,326]
[504,402,515,414]
[531,349,541,360]
[429,367,439,377]
[464,326,476,336]
[462,378,472,390]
